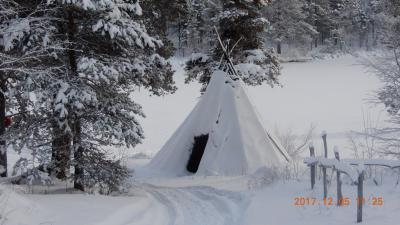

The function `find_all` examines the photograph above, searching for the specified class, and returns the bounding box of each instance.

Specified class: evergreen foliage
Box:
[0,0,175,192]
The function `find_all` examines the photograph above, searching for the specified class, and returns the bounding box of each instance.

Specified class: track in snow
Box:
[145,184,249,225]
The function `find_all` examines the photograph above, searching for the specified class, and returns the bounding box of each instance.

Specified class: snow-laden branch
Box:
[304,156,360,183]
[305,155,400,183]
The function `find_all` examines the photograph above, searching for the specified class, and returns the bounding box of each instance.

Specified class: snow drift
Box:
[0,185,42,225]
[148,70,290,176]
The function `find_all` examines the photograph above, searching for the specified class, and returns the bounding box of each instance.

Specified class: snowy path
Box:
[14,171,249,225]
[144,184,249,225]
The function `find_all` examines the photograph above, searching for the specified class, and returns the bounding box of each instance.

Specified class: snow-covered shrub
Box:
[76,149,130,195]
[247,167,280,189]
[278,46,312,63]
[0,184,43,224]
[274,125,315,180]
[236,49,280,87]
[12,158,52,187]
[309,41,349,60]
[129,152,151,160]
[185,53,215,92]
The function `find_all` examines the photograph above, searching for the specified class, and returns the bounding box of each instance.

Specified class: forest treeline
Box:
[168,0,393,56]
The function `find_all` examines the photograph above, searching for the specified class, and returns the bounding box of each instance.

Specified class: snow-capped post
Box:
[334,146,342,206]
[357,170,364,223]
[309,143,316,189]
[322,131,328,199]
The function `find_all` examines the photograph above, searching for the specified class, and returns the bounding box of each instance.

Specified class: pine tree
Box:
[1,0,176,192]
[264,0,317,55]
[184,0,220,52]
[186,0,281,91]
[305,0,335,46]
[141,0,181,58]
[141,0,190,56]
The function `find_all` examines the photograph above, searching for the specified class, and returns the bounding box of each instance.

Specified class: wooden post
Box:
[309,144,316,189]
[322,132,328,199]
[334,147,342,206]
[357,171,364,223]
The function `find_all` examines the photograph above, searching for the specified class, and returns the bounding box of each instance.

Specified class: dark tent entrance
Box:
[186,134,209,173]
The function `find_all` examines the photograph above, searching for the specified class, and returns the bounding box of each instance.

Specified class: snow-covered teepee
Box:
[148,29,290,176]
[147,70,290,176]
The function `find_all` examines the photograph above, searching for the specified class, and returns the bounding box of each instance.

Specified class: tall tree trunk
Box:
[0,75,7,177]
[50,7,80,181]
[66,7,84,191]
[73,120,84,191]
[321,32,325,45]
[277,40,282,55]
[178,13,182,57]
[51,124,71,179]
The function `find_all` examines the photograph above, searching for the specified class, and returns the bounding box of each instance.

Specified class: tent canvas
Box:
[147,70,290,176]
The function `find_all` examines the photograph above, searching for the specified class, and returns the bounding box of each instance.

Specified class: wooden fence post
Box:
[334,147,342,206]
[322,132,328,199]
[309,144,316,189]
[357,171,364,223]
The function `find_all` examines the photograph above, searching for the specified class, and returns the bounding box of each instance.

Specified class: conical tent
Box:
[147,70,290,176]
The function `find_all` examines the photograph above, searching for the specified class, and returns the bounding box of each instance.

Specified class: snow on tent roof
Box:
[147,70,290,176]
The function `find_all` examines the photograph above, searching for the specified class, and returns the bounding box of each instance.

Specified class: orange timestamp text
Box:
[293,196,384,206]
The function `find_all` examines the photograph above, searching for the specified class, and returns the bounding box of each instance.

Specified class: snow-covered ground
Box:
[3,56,398,225]
[3,157,400,225]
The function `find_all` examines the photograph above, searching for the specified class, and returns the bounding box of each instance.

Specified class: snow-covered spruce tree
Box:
[186,0,281,92]
[365,0,389,48]
[327,0,349,47]
[152,0,190,56]
[183,0,220,53]
[140,0,192,56]
[2,0,176,192]
[303,0,335,47]
[347,0,372,49]
[141,0,183,58]
[263,0,317,55]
